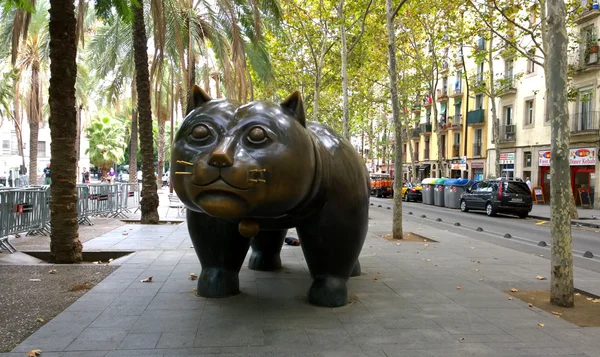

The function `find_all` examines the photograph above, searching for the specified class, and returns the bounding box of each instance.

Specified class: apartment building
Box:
[0,120,90,183]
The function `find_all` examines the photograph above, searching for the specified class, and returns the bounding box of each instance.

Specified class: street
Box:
[370,197,600,274]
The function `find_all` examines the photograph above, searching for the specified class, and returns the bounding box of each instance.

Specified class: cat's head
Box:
[171,85,316,219]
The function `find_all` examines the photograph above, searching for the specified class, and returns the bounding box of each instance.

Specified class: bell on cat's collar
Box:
[238,219,260,238]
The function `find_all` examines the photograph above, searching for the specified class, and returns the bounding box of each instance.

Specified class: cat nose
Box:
[209,136,235,168]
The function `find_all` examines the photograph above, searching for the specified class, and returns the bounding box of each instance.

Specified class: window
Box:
[582,26,598,65]
[2,140,9,155]
[476,36,486,51]
[524,152,532,167]
[477,181,490,192]
[475,94,484,110]
[476,61,484,83]
[473,129,482,157]
[454,101,462,124]
[10,137,18,155]
[442,77,448,95]
[454,133,460,146]
[453,133,460,157]
[426,109,431,124]
[414,142,419,161]
[38,141,46,157]
[504,106,514,126]
[455,70,462,92]
[424,138,430,159]
[525,100,534,125]
[578,89,594,130]
[526,48,535,73]
[441,135,446,159]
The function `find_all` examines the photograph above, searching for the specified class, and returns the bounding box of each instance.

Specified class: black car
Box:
[403,183,423,202]
[459,179,532,218]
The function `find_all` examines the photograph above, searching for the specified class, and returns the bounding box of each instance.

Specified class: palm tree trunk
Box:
[28,65,40,182]
[48,0,82,263]
[133,0,159,224]
[129,77,138,184]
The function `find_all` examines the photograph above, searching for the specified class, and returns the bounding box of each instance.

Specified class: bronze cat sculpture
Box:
[171,85,370,307]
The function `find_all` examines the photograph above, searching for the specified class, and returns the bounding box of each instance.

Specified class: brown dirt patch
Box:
[380,232,438,243]
[507,289,600,327]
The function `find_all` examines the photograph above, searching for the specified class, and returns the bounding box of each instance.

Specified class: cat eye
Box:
[191,124,211,141]
[247,126,268,144]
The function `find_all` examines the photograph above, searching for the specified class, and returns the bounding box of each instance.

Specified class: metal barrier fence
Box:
[0,183,140,252]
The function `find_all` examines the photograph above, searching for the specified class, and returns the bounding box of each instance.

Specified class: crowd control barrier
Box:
[1,183,141,252]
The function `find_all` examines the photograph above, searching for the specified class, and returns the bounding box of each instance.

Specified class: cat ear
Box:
[280,91,306,127]
[186,85,212,115]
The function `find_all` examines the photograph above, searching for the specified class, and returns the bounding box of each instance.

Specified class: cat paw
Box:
[197,268,240,298]
[248,252,282,271]
[308,276,348,307]
[350,260,362,277]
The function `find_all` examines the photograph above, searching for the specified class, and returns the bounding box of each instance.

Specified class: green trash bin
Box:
[434,178,447,207]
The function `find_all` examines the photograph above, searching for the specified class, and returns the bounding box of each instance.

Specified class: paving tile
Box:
[64,327,129,351]
[156,331,198,349]
[89,314,140,329]
[194,324,265,347]
[504,328,558,342]
[131,309,201,333]
[262,328,310,346]
[117,332,161,349]
[146,292,206,310]
[305,328,353,346]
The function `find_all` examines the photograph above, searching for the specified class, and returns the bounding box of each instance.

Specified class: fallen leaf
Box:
[426,259,431,262]
[538,323,545,327]
[140,276,153,283]
[511,288,518,292]
[586,297,593,301]
[592,299,600,303]
[29,279,41,282]
[36,317,44,323]
[540,255,544,257]
[457,286,463,290]
[92,261,99,264]
[108,258,114,263]
[551,311,563,316]
[575,293,581,296]
[189,273,198,281]
[122,231,129,236]
[479,279,484,281]
[48,269,56,274]
[536,275,547,280]
[475,269,479,272]
[27,350,41,357]
[423,239,426,242]
[395,243,401,246]
[508,297,513,300]
[528,303,533,307]
[424,243,429,247]
[373,277,379,281]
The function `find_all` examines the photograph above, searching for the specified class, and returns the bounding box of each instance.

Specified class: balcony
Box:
[497,76,517,96]
[419,123,432,134]
[571,111,600,134]
[576,6,600,25]
[569,45,600,75]
[472,143,482,157]
[422,96,433,107]
[451,144,460,158]
[436,88,448,102]
[449,114,462,129]
[411,127,421,138]
[449,87,463,98]
[441,61,449,73]
[467,109,485,125]
[500,124,516,142]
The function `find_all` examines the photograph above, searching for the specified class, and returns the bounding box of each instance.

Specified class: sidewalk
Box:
[2,209,600,356]
[530,204,600,228]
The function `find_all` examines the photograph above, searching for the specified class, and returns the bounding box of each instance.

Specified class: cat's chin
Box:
[195,191,250,218]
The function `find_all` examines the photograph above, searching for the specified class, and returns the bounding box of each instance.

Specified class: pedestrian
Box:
[526,177,531,191]
[43,163,51,185]
[108,168,115,184]
[82,167,90,184]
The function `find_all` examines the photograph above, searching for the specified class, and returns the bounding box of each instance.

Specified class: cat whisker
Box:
[177,160,194,166]
[248,179,267,184]
[248,169,267,173]
[175,172,192,175]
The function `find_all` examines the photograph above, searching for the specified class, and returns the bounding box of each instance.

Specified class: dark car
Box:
[402,182,423,202]
[459,179,532,218]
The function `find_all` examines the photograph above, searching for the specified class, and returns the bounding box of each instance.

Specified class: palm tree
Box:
[85,116,126,178]
[133,0,159,223]
[18,0,49,180]
[48,0,82,263]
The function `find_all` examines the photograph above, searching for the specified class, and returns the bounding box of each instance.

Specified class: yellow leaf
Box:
[511,288,518,292]
[189,273,198,281]
[536,275,547,280]
[48,269,56,274]
[551,311,562,316]
[27,350,41,357]
[140,277,153,283]
[373,277,379,281]
[592,299,600,303]
[528,303,533,307]
[575,293,581,296]
[538,323,545,327]
[508,297,513,300]
[36,317,44,323]
[586,297,593,301]
[456,286,463,290]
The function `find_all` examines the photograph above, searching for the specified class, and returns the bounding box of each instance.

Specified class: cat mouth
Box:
[193,176,251,191]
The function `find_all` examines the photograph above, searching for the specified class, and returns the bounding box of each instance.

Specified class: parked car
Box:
[402,182,422,202]
[460,179,532,218]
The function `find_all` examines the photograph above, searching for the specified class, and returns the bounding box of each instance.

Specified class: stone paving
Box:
[2,208,600,357]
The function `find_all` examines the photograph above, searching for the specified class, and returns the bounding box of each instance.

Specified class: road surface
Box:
[370,196,600,274]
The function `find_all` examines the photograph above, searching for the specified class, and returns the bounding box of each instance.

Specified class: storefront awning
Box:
[419,164,431,171]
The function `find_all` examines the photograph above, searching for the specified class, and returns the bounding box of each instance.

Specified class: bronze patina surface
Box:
[171,85,370,307]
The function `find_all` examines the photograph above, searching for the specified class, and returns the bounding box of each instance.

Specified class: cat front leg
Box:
[248,229,287,271]
[186,210,251,298]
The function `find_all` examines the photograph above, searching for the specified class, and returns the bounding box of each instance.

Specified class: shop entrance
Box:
[540,166,595,206]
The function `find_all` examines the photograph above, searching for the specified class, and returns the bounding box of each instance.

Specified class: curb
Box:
[529,215,600,229]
